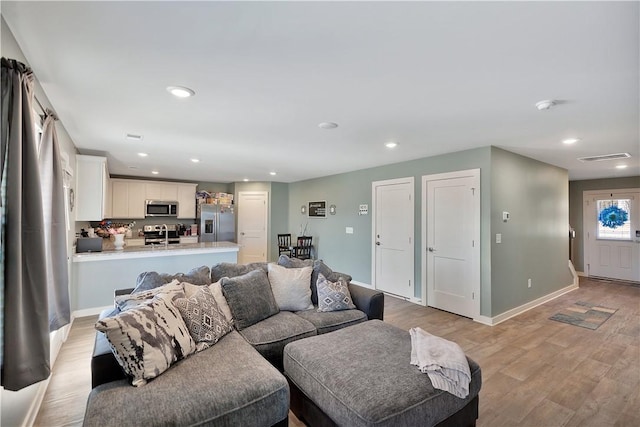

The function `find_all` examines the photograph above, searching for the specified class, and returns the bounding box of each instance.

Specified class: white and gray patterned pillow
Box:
[174,285,233,351]
[316,273,356,312]
[114,279,184,311]
[182,280,234,324]
[95,292,196,387]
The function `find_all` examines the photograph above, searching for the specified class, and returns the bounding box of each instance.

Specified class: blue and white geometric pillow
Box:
[316,273,356,312]
[174,285,233,351]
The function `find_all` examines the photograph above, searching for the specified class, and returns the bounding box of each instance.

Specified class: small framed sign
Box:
[308,201,327,218]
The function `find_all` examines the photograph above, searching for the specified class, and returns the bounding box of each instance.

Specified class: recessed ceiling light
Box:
[535,99,556,110]
[151,170,159,175]
[166,86,195,98]
[243,178,249,182]
[137,152,148,157]
[562,138,580,145]
[126,133,143,141]
[616,165,628,169]
[269,171,277,176]
[191,158,200,163]
[318,122,338,129]
[385,142,398,149]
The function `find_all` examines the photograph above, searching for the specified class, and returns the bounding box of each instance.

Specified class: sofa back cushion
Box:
[133,266,211,293]
[211,262,268,282]
[221,269,279,330]
[267,263,314,311]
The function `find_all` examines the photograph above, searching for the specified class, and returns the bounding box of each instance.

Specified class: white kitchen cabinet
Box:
[111,179,145,219]
[146,182,178,201]
[125,238,145,247]
[75,155,111,221]
[177,183,197,219]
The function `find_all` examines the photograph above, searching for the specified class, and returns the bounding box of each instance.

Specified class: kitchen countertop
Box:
[73,241,240,262]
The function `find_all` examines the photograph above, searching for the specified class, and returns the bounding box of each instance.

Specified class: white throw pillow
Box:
[267,263,314,311]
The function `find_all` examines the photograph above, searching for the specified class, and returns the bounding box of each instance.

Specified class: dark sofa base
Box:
[289,378,478,427]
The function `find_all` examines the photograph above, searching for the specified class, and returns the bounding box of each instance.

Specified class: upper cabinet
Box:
[177,184,197,219]
[145,182,178,201]
[75,155,111,221]
[109,179,196,219]
[111,179,145,219]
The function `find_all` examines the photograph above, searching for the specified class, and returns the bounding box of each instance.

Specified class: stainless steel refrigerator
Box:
[197,204,236,242]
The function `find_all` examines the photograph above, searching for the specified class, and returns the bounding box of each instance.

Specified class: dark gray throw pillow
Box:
[277,254,313,268]
[133,266,211,293]
[221,269,279,330]
[211,262,268,282]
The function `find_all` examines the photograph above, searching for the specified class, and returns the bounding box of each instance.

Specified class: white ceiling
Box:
[2,1,639,183]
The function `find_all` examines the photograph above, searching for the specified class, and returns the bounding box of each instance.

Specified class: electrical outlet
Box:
[496,233,502,244]
[345,227,354,234]
[527,278,532,288]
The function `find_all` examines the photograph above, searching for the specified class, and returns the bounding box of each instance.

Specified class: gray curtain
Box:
[39,111,70,331]
[1,57,51,391]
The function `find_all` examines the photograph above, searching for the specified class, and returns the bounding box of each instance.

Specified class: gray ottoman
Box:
[283,320,482,427]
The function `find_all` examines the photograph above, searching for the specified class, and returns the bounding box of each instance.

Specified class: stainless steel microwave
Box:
[145,200,178,217]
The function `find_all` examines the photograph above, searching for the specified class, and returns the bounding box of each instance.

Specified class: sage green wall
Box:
[288,146,493,314]
[490,147,573,315]
[270,183,289,261]
[569,176,640,272]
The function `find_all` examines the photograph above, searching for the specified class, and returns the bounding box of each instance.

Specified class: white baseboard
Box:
[22,378,50,427]
[72,305,112,319]
[473,282,578,326]
[577,271,586,277]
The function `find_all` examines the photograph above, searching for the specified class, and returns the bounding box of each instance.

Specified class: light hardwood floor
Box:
[35,277,639,427]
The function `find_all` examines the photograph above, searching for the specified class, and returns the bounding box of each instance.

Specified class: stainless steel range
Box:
[143,224,180,245]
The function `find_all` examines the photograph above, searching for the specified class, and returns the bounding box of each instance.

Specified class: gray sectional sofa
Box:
[85,256,384,427]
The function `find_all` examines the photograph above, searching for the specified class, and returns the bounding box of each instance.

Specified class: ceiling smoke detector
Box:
[318,122,338,129]
[535,100,556,111]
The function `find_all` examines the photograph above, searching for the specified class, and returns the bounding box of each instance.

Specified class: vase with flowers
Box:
[98,220,136,250]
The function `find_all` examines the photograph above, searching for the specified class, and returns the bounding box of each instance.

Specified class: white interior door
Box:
[237,191,268,264]
[372,178,414,298]
[424,169,480,318]
[584,190,640,282]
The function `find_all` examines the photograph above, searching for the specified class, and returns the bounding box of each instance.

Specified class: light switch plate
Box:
[346,227,354,234]
[496,233,502,244]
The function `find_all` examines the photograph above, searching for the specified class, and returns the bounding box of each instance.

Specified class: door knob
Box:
[428,247,436,252]
[241,232,245,236]
[376,242,381,246]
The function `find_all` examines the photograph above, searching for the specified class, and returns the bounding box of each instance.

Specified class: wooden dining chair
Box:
[293,236,313,260]
[278,234,292,256]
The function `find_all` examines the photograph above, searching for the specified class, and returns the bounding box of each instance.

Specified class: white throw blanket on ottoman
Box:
[410,327,471,398]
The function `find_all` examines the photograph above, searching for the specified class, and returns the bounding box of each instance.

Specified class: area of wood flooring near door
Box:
[34,277,639,427]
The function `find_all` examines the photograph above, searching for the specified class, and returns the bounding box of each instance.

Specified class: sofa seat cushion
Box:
[84,331,289,427]
[284,320,482,427]
[239,311,317,369]
[295,307,367,334]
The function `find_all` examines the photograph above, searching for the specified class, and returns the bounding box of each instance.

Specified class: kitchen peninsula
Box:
[72,241,240,313]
